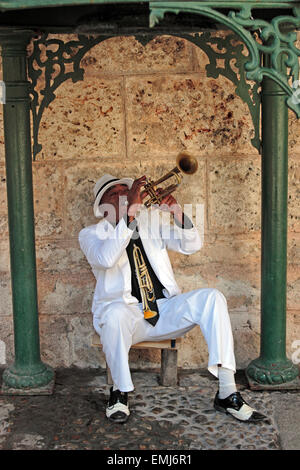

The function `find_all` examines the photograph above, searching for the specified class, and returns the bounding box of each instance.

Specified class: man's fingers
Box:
[131,176,146,190]
[135,175,146,184]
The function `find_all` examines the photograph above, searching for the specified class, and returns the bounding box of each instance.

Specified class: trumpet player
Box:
[79,171,266,424]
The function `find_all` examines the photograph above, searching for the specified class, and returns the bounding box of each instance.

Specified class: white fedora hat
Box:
[93,174,134,217]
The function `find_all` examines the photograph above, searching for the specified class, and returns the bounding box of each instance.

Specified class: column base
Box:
[1,362,55,395]
[246,357,299,390]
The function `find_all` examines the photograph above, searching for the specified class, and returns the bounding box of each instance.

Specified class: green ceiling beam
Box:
[0,0,299,10]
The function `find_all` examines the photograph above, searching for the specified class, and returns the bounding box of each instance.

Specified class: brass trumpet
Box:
[143,152,198,208]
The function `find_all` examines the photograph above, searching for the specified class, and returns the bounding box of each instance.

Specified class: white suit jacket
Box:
[78,207,202,316]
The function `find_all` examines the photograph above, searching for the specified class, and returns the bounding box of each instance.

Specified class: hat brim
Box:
[93,177,134,217]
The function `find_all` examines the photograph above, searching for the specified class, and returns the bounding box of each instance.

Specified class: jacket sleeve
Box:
[160,214,203,254]
[79,217,135,269]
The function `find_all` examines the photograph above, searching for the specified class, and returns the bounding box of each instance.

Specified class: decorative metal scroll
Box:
[150,2,300,118]
[28,30,261,159]
[27,4,300,159]
[28,33,110,159]
[181,31,261,152]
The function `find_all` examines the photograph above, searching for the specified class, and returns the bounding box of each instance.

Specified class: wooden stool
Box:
[92,333,181,386]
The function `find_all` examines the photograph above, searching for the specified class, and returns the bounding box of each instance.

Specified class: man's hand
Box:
[156,189,184,225]
[127,176,147,221]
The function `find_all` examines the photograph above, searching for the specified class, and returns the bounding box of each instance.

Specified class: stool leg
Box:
[106,362,113,385]
[161,349,178,386]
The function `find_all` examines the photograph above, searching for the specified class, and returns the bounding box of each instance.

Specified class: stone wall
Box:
[0,33,299,371]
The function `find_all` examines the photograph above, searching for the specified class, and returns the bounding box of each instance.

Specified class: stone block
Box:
[0,239,9,273]
[0,215,8,240]
[0,274,12,316]
[169,233,261,269]
[39,314,73,367]
[289,110,300,152]
[208,156,261,234]
[61,160,101,239]
[174,259,260,313]
[288,156,300,232]
[37,272,94,316]
[177,326,209,369]
[0,315,13,364]
[32,162,64,237]
[0,96,3,164]
[230,311,261,369]
[39,313,100,368]
[36,239,89,274]
[286,311,300,361]
[160,349,178,386]
[36,76,125,160]
[287,265,300,311]
[125,73,255,159]
[0,164,7,214]
[81,35,193,75]
[288,234,300,264]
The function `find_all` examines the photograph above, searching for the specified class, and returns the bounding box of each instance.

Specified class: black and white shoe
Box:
[106,387,130,424]
[214,391,267,422]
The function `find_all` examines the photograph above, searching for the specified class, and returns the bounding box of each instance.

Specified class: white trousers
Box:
[93,288,236,392]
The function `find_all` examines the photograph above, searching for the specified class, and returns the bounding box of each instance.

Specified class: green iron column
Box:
[0,30,54,392]
[246,55,299,388]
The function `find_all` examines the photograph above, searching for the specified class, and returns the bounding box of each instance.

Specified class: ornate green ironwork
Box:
[181,31,261,151]
[29,29,261,158]
[28,3,300,158]
[28,33,111,159]
[150,2,300,117]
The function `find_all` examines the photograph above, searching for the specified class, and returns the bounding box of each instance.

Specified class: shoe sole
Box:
[106,411,129,424]
[214,403,230,416]
[107,415,129,424]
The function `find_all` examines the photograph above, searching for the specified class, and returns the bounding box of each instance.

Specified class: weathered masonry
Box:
[0,1,299,393]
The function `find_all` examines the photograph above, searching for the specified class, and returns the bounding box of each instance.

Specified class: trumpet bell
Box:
[176,151,198,175]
